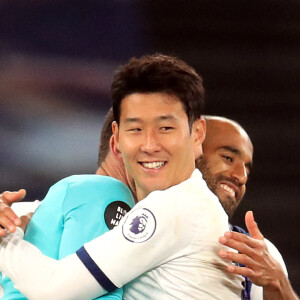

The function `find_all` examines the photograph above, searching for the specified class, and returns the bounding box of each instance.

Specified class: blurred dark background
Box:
[0,0,299,293]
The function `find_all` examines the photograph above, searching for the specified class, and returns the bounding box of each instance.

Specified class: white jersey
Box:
[80,169,244,299]
[0,169,243,300]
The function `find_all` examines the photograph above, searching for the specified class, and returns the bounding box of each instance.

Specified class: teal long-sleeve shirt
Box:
[1,174,135,300]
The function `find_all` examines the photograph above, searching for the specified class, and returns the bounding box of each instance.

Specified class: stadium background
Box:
[0,0,299,293]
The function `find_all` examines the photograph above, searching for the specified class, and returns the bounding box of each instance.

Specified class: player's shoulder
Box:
[57,174,134,209]
[58,174,124,186]
[145,169,220,210]
[53,174,130,194]
[138,169,223,224]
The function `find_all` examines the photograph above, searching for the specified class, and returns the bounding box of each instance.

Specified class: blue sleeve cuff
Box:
[76,246,118,293]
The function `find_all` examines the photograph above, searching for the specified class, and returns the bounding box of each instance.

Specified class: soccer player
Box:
[0,54,243,299]
[1,113,298,299]
[197,115,299,300]
[0,109,135,299]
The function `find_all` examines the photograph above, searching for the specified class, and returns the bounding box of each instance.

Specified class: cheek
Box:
[176,142,195,163]
[164,134,183,146]
[119,145,135,171]
[159,136,186,157]
[207,159,226,174]
[119,137,137,156]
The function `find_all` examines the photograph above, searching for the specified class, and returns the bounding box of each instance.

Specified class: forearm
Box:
[264,276,299,300]
[0,228,105,300]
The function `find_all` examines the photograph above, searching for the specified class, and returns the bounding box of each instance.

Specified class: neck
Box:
[135,168,195,202]
[97,153,130,190]
[136,191,147,202]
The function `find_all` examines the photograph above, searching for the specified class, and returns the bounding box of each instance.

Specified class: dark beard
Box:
[196,157,241,218]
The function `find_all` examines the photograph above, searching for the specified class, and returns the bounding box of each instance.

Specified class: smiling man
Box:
[0,54,243,299]
[113,92,199,201]
[1,114,298,300]
[197,116,253,218]
[196,116,298,300]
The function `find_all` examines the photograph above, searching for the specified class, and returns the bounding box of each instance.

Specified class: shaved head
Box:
[197,116,253,218]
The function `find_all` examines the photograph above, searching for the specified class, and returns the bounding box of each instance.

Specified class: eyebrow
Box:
[123,114,178,123]
[220,146,253,170]
[159,115,178,121]
[123,117,141,123]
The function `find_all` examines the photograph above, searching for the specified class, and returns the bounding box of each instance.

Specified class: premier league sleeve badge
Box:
[122,208,156,243]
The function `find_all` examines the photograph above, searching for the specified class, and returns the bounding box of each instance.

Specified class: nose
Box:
[230,162,248,185]
[140,129,161,153]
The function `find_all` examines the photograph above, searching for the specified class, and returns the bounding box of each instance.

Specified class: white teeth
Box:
[220,184,235,197]
[142,162,165,169]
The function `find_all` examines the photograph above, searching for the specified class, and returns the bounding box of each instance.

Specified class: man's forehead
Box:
[205,120,253,159]
[119,93,188,122]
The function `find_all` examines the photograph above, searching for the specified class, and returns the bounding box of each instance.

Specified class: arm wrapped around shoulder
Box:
[0,228,106,300]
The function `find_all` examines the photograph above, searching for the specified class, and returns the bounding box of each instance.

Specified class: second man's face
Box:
[197,121,253,217]
[113,92,205,201]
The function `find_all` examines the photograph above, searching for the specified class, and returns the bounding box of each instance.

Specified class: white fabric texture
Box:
[0,170,244,299]
[0,229,106,300]
[85,170,244,299]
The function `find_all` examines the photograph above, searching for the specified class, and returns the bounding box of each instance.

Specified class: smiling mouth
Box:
[220,183,236,198]
[140,161,166,169]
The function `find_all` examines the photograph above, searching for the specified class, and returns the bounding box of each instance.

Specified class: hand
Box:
[0,189,26,236]
[20,212,33,233]
[218,211,285,288]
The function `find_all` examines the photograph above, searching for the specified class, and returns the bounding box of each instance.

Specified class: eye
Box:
[222,155,233,163]
[126,128,142,132]
[160,126,174,131]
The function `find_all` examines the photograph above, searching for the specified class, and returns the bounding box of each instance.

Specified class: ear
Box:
[111,121,122,160]
[192,117,206,159]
